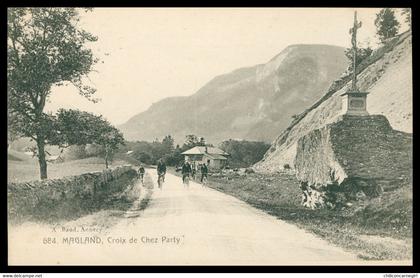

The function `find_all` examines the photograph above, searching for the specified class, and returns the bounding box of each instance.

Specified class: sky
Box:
[45,8,409,125]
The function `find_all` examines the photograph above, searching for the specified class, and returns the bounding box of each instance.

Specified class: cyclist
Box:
[138,164,145,183]
[182,160,192,184]
[157,159,167,183]
[191,162,196,180]
[200,163,208,184]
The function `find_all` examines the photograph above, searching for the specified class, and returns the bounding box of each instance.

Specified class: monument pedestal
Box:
[341,91,369,116]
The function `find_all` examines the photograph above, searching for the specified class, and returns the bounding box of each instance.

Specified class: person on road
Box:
[157,159,167,182]
[182,160,192,184]
[191,162,196,180]
[138,164,145,183]
[200,163,208,183]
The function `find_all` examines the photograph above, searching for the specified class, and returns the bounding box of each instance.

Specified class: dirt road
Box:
[9,170,363,265]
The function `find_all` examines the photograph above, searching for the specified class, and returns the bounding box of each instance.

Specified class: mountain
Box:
[119,44,348,144]
[254,31,412,173]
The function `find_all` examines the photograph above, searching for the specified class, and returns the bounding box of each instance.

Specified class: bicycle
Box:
[138,173,144,184]
[183,174,190,188]
[157,173,165,190]
[201,175,207,186]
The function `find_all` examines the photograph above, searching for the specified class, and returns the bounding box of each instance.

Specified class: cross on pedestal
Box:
[341,10,369,116]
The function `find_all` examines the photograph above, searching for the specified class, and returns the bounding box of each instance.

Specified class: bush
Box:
[64,145,87,160]
[219,139,270,168]
[345,46,373,71]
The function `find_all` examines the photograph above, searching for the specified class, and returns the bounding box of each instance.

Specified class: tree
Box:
[7,111,20,149]
[198,137,206,146]
[162,135,175,153]
[55,109,125,168]
[375,8,400,43]
[219,139,270,168]
[183,134,207,150]
[184,135,199,148]
[401,8,411,29]
[132,151,153,165]
[8,8,98,179]
[344,45,373,71]
[54,109,102,147]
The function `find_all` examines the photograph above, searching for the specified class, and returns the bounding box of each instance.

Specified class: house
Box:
[181,146,229,169]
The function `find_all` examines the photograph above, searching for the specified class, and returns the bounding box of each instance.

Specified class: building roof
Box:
[205,153,228,160]
[181,146,229,156]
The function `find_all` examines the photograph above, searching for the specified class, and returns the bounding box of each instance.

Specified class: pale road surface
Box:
[10,170,407,265]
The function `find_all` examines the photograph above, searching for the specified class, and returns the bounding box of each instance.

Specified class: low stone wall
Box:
[8,165,137,223]
[295,115,412,208]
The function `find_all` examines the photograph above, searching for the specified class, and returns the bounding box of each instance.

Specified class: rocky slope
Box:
[295,115,412,209]
[255,31,412,173]
[119,44,347,143]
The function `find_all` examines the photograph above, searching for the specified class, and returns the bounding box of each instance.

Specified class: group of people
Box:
[181,160,208,183]
[137,159,208,187]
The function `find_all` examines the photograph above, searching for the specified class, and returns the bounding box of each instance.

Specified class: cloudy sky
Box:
[45,8,409,125]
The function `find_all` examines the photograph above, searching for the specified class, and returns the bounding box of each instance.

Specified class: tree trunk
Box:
[105,146,109,169]
[36,138,48,180]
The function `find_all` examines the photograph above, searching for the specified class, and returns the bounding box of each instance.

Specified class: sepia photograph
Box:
[6,7,413,266]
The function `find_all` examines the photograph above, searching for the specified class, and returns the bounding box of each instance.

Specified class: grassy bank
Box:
[8,156,128,183]
[185,169,412,261]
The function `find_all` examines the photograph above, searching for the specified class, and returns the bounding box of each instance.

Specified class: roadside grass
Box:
[196,170,412,261]
[8,153,156,230]
[48,172,153,230]
[7,156,128,183]
[136,173,154,212]
[9,166,139,226]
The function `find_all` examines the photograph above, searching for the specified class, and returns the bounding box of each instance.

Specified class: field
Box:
[187,169,412,261]
[7,154,128,183]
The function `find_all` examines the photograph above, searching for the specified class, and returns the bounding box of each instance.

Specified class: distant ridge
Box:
[119,44,348,144]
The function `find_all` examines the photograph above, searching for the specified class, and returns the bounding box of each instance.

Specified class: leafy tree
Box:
[344,45,373,71]
[375,8,400,43]
[7,112,20,149]
[54,109,102,147]
[55,109,125,168]
[200,137,208,146]
[219,139,270,168]
[132,151,153,165]
[8,8,98,179]
[401,8,411,29]
[162,135,175,153]
[183,134,206,149]
[183,135,199,148]
[163,145,184,166]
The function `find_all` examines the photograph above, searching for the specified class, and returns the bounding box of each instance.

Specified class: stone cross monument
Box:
[341,11,369,116]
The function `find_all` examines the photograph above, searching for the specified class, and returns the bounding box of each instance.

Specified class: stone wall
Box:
[295,115,412,208]
[8,165,137,223]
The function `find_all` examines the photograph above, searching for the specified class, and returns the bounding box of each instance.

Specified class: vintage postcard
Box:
[7,7,412,266]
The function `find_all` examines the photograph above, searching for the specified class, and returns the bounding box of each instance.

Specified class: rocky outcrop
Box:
[295,115,412,209]
[8,166,137,223]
